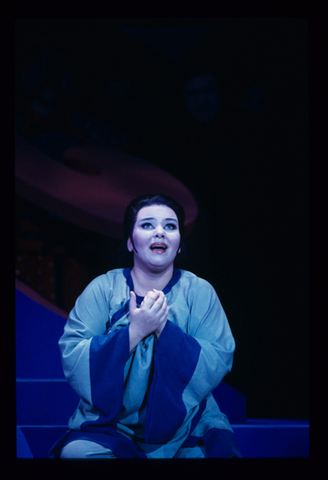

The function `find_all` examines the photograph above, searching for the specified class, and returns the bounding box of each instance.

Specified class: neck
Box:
[130,264,174,296]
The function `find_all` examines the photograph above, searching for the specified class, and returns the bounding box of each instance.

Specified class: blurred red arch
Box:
[15,133,198,238]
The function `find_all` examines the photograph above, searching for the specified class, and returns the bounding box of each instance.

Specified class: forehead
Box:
[136,204,178,222]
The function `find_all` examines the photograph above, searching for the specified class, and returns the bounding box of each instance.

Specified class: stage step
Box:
[16,379,79,425]
[233,419,309,458]
[16,421,309,458]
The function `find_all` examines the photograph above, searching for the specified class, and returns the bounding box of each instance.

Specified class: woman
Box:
[49,193,242,458]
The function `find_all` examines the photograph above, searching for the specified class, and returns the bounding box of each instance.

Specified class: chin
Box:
[148,258,175,270]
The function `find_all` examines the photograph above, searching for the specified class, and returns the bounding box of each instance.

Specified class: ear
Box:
[127,237,134,253]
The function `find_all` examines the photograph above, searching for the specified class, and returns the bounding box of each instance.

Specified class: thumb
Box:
[129,291,137,312]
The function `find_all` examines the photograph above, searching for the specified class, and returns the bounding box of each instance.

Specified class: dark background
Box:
[15,18,309,420]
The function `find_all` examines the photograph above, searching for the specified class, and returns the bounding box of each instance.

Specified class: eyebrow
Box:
[138,217,178,222]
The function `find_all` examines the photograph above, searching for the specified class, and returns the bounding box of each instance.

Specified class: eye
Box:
[141,222,153,229]
[165,223,177,230]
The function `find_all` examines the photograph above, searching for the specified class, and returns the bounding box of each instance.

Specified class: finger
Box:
[162,305,170,320]
[143,290,161,309]
[155,291,165,304]
[144,290,158,302]
[150,290,161,299]
[151,289,165,294]
[129,291,137,312]
[151,293,166,313]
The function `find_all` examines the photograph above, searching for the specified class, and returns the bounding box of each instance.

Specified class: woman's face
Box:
[127,204,181,273]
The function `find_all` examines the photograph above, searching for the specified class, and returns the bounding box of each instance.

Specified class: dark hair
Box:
[119,193,186,267]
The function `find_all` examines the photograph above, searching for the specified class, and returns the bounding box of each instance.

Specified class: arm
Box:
[58,276,130,421]
[144,279,235,443]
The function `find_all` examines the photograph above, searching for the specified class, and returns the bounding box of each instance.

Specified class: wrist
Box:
[128,323,144,352]
[155,320,167,340]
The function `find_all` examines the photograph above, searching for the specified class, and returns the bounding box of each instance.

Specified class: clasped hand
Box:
[129,289,170,349]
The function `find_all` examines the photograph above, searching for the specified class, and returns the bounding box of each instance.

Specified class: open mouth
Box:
[150,242,167,252]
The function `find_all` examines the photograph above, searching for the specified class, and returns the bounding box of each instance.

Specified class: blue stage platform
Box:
[16,280,309,459]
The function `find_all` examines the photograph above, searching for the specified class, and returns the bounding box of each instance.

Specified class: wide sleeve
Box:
[144,278,235,443]
[58,275,130,422]
[183,279,235,402]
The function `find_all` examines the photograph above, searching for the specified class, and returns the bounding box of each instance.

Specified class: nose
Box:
[154,225,165,237]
